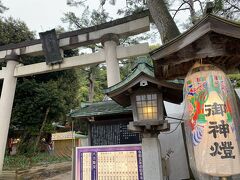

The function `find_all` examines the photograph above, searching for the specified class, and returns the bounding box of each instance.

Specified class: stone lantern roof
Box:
[105,57,183,107]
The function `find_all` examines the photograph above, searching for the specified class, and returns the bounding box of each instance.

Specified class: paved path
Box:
[46,171,71,180]
[17,161,72,179]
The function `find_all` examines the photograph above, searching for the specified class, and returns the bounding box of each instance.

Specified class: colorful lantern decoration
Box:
[184,63,240,177]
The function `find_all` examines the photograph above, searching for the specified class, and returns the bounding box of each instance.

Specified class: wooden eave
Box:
[150,14,240,79]
[150,14,240,61]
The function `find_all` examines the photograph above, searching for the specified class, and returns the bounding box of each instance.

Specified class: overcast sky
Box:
[1,0,191,46]
[1,0,126,37]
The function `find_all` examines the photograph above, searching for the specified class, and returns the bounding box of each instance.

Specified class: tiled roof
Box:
[105,58,154,94]
[69,100,131,118]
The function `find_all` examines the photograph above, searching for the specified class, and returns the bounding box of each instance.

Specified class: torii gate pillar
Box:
[0,52,19,172]
[102,34,121,87]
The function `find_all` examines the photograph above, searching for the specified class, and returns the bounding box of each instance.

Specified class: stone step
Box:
[0,171,16,180]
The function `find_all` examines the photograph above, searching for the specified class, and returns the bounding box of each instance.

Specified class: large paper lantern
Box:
[184,63,240,178]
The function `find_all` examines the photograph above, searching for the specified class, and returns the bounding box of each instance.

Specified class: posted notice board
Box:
[75,144,143,180]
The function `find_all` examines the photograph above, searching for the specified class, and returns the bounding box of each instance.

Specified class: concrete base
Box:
[142,136,163,180]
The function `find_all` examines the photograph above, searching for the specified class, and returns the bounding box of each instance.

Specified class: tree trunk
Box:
[147,0,181,80]
[88,47,96,103]
[34,107,50,153]
[147,0,180,43]
[88,67,95,103]
[17,131,33,154]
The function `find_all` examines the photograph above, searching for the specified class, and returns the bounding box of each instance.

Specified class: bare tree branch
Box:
[183,0,194,12]
[172,2,188,19]
[169,8,190,12]
[225,0,240,12]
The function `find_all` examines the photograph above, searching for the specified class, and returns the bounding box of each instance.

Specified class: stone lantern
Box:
[105,57,183,179]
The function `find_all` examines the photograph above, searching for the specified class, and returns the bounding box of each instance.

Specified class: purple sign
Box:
[75,144,144,180]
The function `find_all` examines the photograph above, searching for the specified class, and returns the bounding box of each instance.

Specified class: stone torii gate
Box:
[0,11,150,171]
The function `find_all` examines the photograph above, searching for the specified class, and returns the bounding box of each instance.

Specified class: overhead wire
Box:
[162,103,186,134]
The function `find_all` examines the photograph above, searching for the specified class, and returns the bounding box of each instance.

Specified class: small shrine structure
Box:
[150,13,240,80]
[69,100,141,146]
[150,12,240,179]
[52,131,88,157]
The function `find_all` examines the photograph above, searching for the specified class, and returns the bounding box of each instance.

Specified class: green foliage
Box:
[4,155,30,170]
[0,17,35,46]
[117,0,146,16]
[0,1,8,14]
[62,11,86,29]
[62,3,110,103]
[12,72,79,128]
[67,0,86,7]
[93,66,107,101]
[168,0,240,31]
[213,0,240,20]
[0,16,80,154]
[12,68,80,154]
[149,44,160,51]
[214,0,224,12]
[75,65,107,102]
[228,74,240,88]
[120,56,153,79]
[63,0,157,104]
[30,153,70,165]
[90,9,112,25]
[3,153,71,170]
[62,5,112,30]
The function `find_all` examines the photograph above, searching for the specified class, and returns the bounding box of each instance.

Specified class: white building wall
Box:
[159,102,190,180]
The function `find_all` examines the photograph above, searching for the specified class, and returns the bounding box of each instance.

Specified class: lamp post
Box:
[128,82,169,180]
[105,59,183,180]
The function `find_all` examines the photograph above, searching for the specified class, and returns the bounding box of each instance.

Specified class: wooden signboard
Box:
[91,122,141,146]
[75,145,144,180]
[39,29,63,65]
